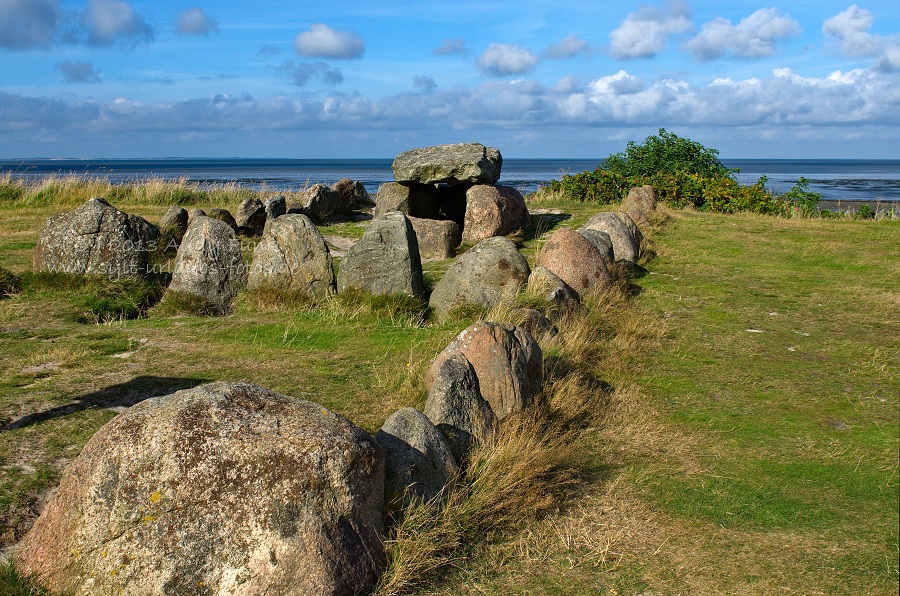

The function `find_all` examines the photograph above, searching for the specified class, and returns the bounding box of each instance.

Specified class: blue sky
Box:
[1,0,898,158]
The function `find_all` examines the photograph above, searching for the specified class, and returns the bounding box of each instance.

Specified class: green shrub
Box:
[778,177,822,216]
[857,204,875,219]
[602,128,733,179]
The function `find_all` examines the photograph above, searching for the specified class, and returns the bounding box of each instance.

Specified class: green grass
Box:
[0,185,897,594]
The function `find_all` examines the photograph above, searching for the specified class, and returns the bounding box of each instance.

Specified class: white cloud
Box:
[476,44,540,77]
[55,60,101,83]
[177,7,218,36]
[81,0,153,48]
[609,3,692,60]
[684,8,800,60]
[413,76,437,93]
[588,70,645,96]
[434,37,467,56]
[874,45,900,73]
[543,34,590,59]
[0,0,59,50]
[294,23,364,59]
[822,5,880,57]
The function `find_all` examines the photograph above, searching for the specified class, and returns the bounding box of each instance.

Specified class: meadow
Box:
[0,176,897,594]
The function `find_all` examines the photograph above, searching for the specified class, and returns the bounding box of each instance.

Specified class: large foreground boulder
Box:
[15,382,386,596]
[423,353,497,462]
[426,321,542,420]
[392,143,502,186]
[33,197,159,278]
[428,237,529,321]
[375,407,459,506]
[535,227,612,295]
[248,214,335,297]
[462,185,531,245]
[168,216,247,314]
[337,212,424,298]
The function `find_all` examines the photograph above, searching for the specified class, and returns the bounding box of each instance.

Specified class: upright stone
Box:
[462,185,531,245]
[622,185,657,215]
[408,217,461,261]
[159,206,189,245]
[248,214,335,298]
[33,197,159,278]
[579,212,640,264]
[168,216,247,314]
[206,208,238,231]
[374,182,440,219]
[423,353,497,462]
[236,197,267,235]
[426,321,542,420]
[428,237,529,321]
[375,407,459,506]
[265,196,287,220]
[297,184,351,223]
[337,212,424,298]
[535,228,612,295]
[392,143,502,186]
[331,178,373,209]
[14,382,386,596]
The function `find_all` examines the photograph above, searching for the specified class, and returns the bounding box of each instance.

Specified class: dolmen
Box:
[375,143,531,257]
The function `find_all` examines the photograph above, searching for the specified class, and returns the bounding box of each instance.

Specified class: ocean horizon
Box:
[2,157,898,203]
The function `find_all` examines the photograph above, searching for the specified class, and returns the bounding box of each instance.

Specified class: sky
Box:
[1,0,899,159]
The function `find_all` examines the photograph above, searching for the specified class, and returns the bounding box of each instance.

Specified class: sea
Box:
[1,158,898,203]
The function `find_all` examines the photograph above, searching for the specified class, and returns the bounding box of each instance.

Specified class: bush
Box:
[542,129,795,215]
[778,177,821,216]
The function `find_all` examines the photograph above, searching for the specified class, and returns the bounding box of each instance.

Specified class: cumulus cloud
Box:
[177,7,218,36]
[874,45,900,73]
[823,5,880,57]
[279,60,343,86]
[609,3,692,60]
[434,37,467,56]
[81,0,154,48]
[55,60,101,83]
[476,44,540,77]
[0,0,60,50]
[413,76,437,93]
[684,8,800,60]
[294,23,364,59]
[543,34,590,59]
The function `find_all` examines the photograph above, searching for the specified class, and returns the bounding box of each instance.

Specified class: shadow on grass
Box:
[2,375,207,432]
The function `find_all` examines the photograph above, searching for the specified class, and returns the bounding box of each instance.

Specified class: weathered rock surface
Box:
[462,185,531,245]
[187,207,206,224]
[535,228,612,295]
[297,184,351,223]
[206,207,238,231]
[265,196,287,220]
[617,211,644,251]
[159,205,189,245]
[331,178,373,208]
[337,212,424,298]
[33,197,159,278]
[428,237,530,321]
[579,212,640,264]
[427,321,542,420]
[248,214,335,297]
[168,216,247,314]
[408,217,460,261]
[236,197,267,235]
[527,266,579,304]
[576,228,615,263]
[375,407,459,506]
[424,353,497,462]
[393,143,502,186]
[622,185,657,215]
[374,182,440,219]
[15,382,386,596]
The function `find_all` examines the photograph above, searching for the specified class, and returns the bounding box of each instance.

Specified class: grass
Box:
[0,180,897,594]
